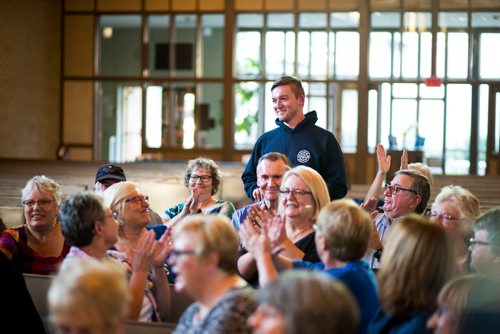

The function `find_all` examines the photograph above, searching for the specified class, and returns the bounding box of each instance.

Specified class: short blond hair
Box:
[432,185,480,235]
[49,258,129,332]
[280,166,330,221]
[316,199,372,261]
[173,214,239,274]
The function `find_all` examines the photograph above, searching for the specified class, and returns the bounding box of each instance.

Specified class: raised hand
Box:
[376,144,391,175]
[400,148,409,170]
[252,187,263,203]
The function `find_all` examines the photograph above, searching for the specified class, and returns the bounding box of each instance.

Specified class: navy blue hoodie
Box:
[242,111,348,200]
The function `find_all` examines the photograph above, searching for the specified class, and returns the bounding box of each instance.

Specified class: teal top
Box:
[164,199,236,221]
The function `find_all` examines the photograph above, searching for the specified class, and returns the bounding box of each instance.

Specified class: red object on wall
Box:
[425,77,442,87]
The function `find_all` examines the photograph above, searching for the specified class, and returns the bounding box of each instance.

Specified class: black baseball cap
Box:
[95,164,127,183]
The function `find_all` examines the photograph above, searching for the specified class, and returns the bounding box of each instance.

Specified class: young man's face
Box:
[271,85,304,126]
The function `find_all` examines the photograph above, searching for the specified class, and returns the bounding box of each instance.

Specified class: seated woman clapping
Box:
[162,157,236,227]
[103,181,171,322]
[237,166,329,285]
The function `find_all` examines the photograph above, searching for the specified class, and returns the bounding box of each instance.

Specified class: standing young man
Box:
[242,75,348,201]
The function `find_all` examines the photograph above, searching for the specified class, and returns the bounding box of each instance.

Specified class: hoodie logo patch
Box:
[297,150,310,164]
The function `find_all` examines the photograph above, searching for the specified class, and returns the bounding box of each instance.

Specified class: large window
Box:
[234,11,360,150]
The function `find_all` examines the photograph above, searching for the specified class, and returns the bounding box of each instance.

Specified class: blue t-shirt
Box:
[293,260,379,334]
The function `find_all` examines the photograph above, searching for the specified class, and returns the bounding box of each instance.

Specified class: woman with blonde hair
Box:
[0,175,70,274]
[239,166,330,285]
[430,185,480,272]
[170,214,257,333]
[48,258,130,334]
[369,214,455,334]
[103,181,171,323]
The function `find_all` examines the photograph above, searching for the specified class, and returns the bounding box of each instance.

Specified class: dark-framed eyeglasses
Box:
[22,199,54,208]
[279,188,313,197]
[189,174,213,182]
[385,184,417,196]
[125,195,149,204]
[469,238,490,247]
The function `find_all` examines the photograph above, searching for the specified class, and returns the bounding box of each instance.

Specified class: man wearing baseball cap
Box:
[92,164,163,226]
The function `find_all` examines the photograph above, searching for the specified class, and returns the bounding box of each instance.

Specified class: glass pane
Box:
[368,89,378,152]
[310,32,328,79]
[393,83,418,98]
[145,84,166,148]
[237,13,263,28]
[268,13,294,29]
[419,83,445,98]
[299,13,327,28]
[328,32,335,77]
[306,83,327,129]
[197,83,223,148]
[393,33,401,77]
[266,32,287,77]
[445,84,471,174]
[436,32,446,78]
[336,32,359,79]
[148,15,169,77]
[330,12,360,28]
[99,15,142,76]
[297,32,311,77]
[479,33,500,79]
[371,12,400,28]
[234,82,261,149]
[201,15,224,77]
[265,81,277,132]
[420,32,432,78]
[478,84,489,175]
[380,83,392,148]
[401,32,419,78]
[173,15,196,77]
[171,83,196,148]
[340,89,358,152]
[447,32,468,79]
[235,31,262,78]
[97,81,142,162]
[472,12,500,28]
[369,32,393,78]
[403,12,431,32]
[392,99,417,149]
[438,12,468,29]
[419,99,444,173]
[496,91,500,153]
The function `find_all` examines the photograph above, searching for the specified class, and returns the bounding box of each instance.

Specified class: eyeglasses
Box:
[189,175,212,182]
[429,211,460,221]
[279,188,312,197]
[167,249,196,262]
[469,238,490,247]
[22,199,54,208]
[125,195,149,204]
[385,184,417,196]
